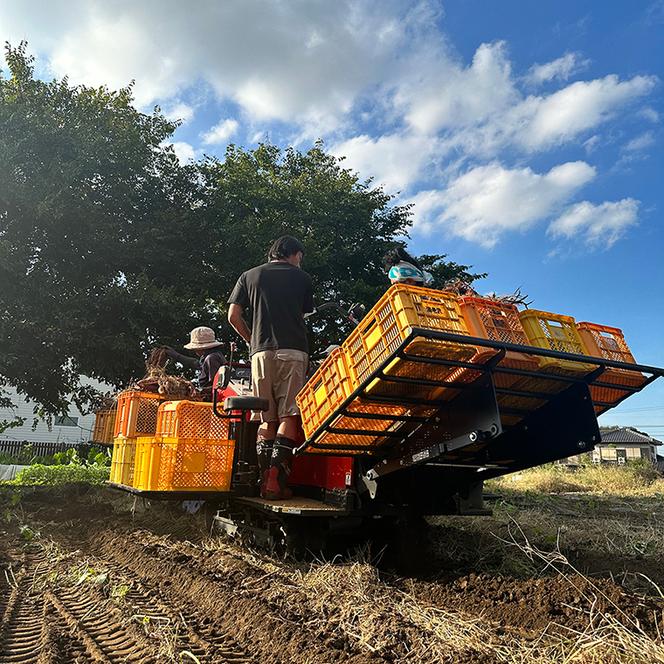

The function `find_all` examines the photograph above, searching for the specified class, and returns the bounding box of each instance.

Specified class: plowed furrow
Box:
[68,536,255,663]
[46,589,154,663]
[90,532,321,664]
[93,560,253,663]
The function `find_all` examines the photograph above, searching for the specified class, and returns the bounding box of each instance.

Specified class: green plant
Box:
[9,464,110,486]
[111,584,130,601]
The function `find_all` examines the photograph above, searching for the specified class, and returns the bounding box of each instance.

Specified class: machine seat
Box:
[224,396,269,412]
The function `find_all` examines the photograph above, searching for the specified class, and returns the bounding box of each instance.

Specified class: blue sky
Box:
[2,0,663,437]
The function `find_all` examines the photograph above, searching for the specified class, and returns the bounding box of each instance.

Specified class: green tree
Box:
[0,43,484,416]
[196,144,483,351]
[0,43,204,415]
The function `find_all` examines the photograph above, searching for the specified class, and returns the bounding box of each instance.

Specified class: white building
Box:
[0,378,110,446]
[591,427,660,465]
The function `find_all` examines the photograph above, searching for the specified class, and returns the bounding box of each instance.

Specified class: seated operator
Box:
[165,326,226,398]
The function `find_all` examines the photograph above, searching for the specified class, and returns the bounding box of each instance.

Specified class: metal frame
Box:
[298,328,664,455]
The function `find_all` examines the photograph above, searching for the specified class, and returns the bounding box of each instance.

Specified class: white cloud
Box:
[411,161,596,248]
[525,52,587,85]
[517,75,657,151]
[202,118,239,145]
[0,0,411,128]
[163,101,195,125]
[548,199,638,247]
[423,71,656,158]
[397,41,518,135]
[163,141,197,164]
[639,107,660,123]
[332,133,435,192]
[624,131,655,152]
[583,135,601,153]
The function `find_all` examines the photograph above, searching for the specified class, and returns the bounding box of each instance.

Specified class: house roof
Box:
[599,426,661,446]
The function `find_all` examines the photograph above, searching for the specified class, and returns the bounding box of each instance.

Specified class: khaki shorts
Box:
[251,349,309,423]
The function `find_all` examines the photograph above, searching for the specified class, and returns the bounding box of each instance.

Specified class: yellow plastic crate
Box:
[132,437,235,492]
[518,309,593,376]
[297,348,353,439]
[156,400,229,440]
[114,391,163,438]
[110,436,138,486]
[92,407,117,444]
[342,284,477,399]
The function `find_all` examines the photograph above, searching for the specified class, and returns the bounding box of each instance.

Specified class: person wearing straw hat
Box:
[165,326,226,396]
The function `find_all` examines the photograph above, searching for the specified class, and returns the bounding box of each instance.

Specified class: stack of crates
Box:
[297,347,414,449]
[110,391,163,486]
[92,407,117,445]
[458,297,544,424]
[343,284,478,399]
[577,322,647,412]
[297,284,478,451]
[132,400,235,492]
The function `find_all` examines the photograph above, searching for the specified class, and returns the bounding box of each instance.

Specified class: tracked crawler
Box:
[106,285,664,551]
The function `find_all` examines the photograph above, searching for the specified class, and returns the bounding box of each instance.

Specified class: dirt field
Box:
[1,485,663,663]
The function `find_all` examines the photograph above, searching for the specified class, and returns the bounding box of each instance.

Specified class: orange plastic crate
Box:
[114,391,163,438]
[132,436,235,492]
[577,322,647,408]
[457,297,554,423]
[577,322,636,364]
[92,407,117,444]
[460,297,530,346]
[518,310,593,376]
[156,400,228,440]
[342,285,477,399]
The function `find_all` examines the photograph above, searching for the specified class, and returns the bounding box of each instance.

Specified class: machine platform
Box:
[107,482,230,501]
[235,496,350,516]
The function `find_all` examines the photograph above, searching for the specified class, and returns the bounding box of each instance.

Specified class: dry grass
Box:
[493,523,664,664]
[490,463,664,496]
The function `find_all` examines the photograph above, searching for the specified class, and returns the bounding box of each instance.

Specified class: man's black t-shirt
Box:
[228,261,314,355]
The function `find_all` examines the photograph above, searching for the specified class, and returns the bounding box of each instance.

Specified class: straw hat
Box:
[183,326,224,350]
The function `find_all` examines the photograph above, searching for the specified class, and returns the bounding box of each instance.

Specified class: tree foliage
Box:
[0,43,484,415]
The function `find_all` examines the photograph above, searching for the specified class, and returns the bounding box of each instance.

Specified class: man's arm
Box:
[303,273,314,314]
[228,304,251,345]
[164,347,199,369]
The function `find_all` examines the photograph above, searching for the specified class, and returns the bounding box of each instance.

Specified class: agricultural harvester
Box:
[107,285,663,550]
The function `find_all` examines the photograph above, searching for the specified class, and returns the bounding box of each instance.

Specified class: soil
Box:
[0,486,662,663]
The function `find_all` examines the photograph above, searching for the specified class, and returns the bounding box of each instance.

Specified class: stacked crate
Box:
[295,286,646,452]
[92,407,117,445]
[297,284,478,450]
[132,400,235,492]
[110,391,164,486]
[458,297,544,424]
[577,322,647,412]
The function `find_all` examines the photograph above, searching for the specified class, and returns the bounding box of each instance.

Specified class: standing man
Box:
[227,236,314,500]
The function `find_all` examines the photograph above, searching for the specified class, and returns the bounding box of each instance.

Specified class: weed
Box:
[19,524,38,541]
[110,583,130,602]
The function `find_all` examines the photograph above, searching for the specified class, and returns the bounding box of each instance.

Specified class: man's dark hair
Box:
[383,247,421,270]
[268,235,305,261]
